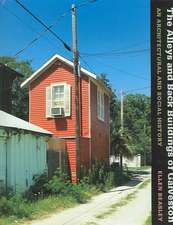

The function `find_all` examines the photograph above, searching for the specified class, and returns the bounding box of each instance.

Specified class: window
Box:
[97,89,104,121]
[52,85,65,108]
[46,83,71,117]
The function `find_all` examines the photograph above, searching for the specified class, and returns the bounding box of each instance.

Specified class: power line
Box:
[79,54,96,74]
[115,67,149,81]
[125,86,150,93]
[116,87,150,97]
[9,7,72,57]
[11,0,99,58]
[86,56,149,81]
[1,4,66,52]
[81,48,149,57]
[76,0,99,9]
[14,0,72,51]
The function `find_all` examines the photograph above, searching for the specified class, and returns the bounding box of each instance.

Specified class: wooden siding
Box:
[29,61,110,182]
[90,80,109,162]
[29,62,90,182]
[30,63,90,138]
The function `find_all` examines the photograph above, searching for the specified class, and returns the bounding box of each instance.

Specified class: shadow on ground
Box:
[107,169,151,193]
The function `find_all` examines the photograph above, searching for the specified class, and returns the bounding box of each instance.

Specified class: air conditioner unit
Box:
[51,107,64,116]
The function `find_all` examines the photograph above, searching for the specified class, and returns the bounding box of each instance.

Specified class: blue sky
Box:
[0,0,150,96]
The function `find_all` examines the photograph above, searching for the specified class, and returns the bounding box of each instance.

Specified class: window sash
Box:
[52,85,65,108]
[97,89,104,121]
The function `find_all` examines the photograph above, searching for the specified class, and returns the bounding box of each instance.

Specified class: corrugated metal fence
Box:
[0,129,47,194]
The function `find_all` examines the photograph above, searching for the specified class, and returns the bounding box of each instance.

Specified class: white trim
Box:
[97,88,105,122]
[21,54,97,88]
[89,77,111,96]
[57,136,76,139]
[50,82,67,87]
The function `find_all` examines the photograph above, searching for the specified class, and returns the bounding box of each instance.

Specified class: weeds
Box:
[138,178,150,189]
[143,214,151,225]
[0,161,131,224]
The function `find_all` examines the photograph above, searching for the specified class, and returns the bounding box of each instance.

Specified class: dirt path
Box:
[25,173,151,225]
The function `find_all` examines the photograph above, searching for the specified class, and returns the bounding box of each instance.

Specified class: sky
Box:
[0,0,150,96]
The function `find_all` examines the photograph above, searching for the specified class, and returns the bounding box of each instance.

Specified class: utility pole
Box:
[72,4,81,181]
[120,89,124,134]
[143,123,146,166]
[120,89,124,173]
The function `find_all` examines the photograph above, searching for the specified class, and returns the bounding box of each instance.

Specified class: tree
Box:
[123,94,151,165]
[111,129,133,171]
[98,74,151,166]
[0,56,33,120]
[98,74,134,169]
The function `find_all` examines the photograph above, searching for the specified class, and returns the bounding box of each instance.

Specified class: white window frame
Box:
[51,83,65,107]
[97,88,105,121]
[50,82,66,115]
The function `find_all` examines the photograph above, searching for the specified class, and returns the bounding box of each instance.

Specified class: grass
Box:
[96,178,151,219]
[0,188,99,225]
[138,178,151,189]
[128,166,151,171]
[143,214,151,225]
[0,196,78,225]
[0,166,132,225]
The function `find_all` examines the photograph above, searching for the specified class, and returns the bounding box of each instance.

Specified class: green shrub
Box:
[89,160,110,186]
[0,196,33,218]
[25,172,49,200]
[68,184,90,203]
[45,170,71,196]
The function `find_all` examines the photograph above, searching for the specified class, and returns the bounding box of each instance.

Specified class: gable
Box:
[21,54,96,88]
[21,54,111,96]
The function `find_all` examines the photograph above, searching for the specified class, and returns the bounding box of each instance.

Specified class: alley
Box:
[25,171,151,225]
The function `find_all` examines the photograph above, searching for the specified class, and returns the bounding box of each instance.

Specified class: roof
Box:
[0,63,23,78]
[0,110,52,135]
[20,54,111,95]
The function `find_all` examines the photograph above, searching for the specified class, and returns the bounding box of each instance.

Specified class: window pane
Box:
[52,86,64,100]
[52,85,65,108]
[97,89,104,121]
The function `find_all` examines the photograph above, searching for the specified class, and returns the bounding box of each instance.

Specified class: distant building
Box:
[0,63,23,113]
[110,154,141,168]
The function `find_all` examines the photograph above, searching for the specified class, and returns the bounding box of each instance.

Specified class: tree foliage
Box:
[123,94,151,163]
[0,56,33,120]
[99,74,151,164]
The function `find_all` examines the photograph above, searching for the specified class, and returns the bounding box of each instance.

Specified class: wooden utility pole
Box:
[120,89,124,133]
[72,4,81,181]
[120,89,124,172]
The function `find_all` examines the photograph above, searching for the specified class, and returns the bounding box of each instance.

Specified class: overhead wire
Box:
[14,0,72,51]
[2,0,150,91]
[1,4,65,52]
[83,56,149,81]
[10,0,99,57]
[80,48,149,57]
[124,86,150,93]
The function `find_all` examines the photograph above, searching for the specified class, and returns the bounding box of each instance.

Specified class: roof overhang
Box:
[21,54,96,88]
[21,54,111,96]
